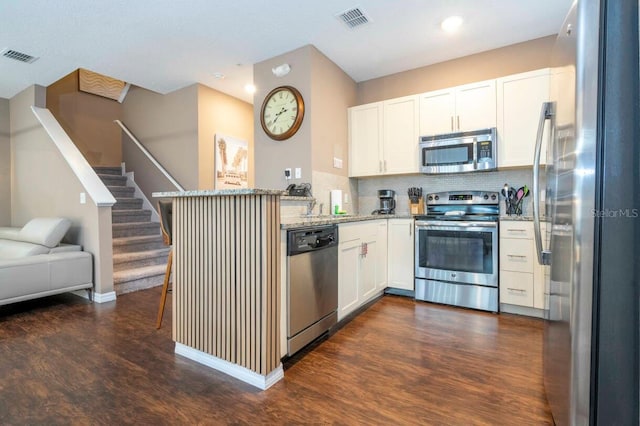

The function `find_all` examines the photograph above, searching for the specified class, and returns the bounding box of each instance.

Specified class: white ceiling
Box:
[0,0,573,104]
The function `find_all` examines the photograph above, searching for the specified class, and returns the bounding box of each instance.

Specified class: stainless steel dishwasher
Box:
[287,225,338,356]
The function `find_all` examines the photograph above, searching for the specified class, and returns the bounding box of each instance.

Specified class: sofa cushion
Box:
[18,218,71,248]
[0,240,50,259]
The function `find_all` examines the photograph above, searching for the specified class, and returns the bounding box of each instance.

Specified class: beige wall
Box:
[0,98,10,225]
[253,46,313,189]
[121,84,199,190]
[357,35,555,104]
[197,85,254,189]
[47,70,123,166]
[10,85,114,294]
[310,47,357,176]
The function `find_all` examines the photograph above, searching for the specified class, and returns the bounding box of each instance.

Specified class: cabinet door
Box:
[383,96,419,174]
[349,103,383,177]
[419,89,456,136]
[454,80,497,132]
[338,239,361,320]
[375,221,388,291]
[497,69,550,167]
[359,237,379,303]
[387,219,415,290]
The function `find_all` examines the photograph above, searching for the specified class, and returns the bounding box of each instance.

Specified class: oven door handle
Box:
[415,220,497,231]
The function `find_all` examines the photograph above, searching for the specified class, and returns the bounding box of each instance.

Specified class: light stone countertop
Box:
[281,213,414,230]
[153,188,286,198]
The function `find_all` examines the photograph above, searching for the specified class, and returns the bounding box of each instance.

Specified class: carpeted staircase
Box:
[94,166,170,295]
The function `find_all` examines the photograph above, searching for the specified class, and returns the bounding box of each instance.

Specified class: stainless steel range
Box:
[414,191,499,312]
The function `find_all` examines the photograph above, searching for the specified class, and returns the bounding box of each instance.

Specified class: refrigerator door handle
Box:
[533,101,554,266]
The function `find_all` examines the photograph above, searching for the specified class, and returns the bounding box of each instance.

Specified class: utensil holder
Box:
[409,198,424,215]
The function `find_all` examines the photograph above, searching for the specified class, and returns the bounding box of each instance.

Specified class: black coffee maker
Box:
[372,189,396,214]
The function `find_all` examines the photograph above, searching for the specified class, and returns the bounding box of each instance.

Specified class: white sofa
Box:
[0,218,93,306]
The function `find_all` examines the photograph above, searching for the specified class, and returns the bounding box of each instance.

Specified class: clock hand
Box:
[272,107,288,124]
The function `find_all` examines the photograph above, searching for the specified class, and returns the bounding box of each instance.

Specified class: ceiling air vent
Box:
[1,48,39,64]
[336,7,370,29]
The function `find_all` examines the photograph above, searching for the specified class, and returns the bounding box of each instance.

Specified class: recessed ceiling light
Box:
[213,72,225,79]
[245,84,256,94]
[441,16,463,33]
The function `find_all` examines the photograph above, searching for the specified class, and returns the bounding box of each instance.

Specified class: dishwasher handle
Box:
[310,235,335,249]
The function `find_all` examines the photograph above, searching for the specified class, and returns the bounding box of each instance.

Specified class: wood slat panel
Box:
[172,194,280,376]
[78,68,127,101]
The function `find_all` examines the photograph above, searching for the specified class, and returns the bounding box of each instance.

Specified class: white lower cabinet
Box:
[375,221,388,292]
[387,218,414,290]
[338,220,387,321]
[499,221,545,311]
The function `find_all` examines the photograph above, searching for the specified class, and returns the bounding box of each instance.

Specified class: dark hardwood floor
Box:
[0,289,552,425]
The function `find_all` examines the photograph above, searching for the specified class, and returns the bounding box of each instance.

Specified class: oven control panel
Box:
[425,191,499,205]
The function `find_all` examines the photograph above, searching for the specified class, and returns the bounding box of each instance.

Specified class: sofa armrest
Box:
[49,252,93,290]
[0,227,21,241]
[49,244,82,254]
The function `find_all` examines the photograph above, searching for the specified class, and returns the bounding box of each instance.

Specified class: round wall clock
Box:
[260,86,305,141]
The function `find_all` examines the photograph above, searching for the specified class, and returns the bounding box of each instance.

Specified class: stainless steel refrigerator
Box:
[532,0,639,424]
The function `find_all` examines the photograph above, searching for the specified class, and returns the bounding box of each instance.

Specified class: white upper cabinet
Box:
[382,95,419,174]
[454,80,497,132]
[418,89,456,135]
[497,69,551,167]
[419,80,496,136]
[349,96,419,177]
[349,102,383,177]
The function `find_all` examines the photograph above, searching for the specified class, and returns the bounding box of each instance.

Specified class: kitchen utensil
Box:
[514,186,525,215]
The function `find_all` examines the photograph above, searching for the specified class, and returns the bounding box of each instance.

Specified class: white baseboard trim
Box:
[93,291,117,303]
[175,343,284,390]
[74,290,117,303]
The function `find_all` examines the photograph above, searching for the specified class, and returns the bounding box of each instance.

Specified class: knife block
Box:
[409,198,424,215]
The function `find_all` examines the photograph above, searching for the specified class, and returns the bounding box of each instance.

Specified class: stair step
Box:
[113,264,167,295]
[112,221,160,238]
[93,166,122,176]
[112,209,152,224]
[113,198,143,210]
[113,248,170,272]
[98,174,128,187]
[113,235,166,254]
[108,185,135,198]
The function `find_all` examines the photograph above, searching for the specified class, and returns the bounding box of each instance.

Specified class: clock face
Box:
[260,86,305,141]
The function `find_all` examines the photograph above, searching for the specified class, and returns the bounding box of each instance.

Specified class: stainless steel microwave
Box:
[419,128,497,174]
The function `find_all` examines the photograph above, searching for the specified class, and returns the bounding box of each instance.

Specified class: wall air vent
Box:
[1,48,39,64]
[336,7,370,29]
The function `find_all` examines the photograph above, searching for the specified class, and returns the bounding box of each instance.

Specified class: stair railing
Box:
[114,120,184,192]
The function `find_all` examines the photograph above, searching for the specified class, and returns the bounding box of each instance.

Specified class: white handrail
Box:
[114,120,184,191]
[31,106,116,207]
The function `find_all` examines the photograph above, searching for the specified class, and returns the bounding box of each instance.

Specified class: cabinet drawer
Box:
[500,271,534,306]
[500,238,534,273]
[500,221,533,239]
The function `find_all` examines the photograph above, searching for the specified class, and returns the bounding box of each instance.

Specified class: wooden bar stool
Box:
[156,200,173,329]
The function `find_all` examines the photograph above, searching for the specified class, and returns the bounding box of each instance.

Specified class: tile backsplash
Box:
[356,168,540,216]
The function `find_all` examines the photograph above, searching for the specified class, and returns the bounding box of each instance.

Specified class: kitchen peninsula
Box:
[153,188,283,390]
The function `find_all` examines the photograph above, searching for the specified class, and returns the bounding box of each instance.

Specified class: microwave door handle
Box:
[472,139,477,169]
[533,101,554,266]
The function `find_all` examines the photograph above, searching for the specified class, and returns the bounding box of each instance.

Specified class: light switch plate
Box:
[294,168,301,179]
[333,157,343,169]
[80,192,86,204]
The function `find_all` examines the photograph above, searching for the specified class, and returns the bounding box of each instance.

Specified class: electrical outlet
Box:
[80,192,86,204]
[295,168,301,179]
[284,168,292,180]
[344,193,349,203]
